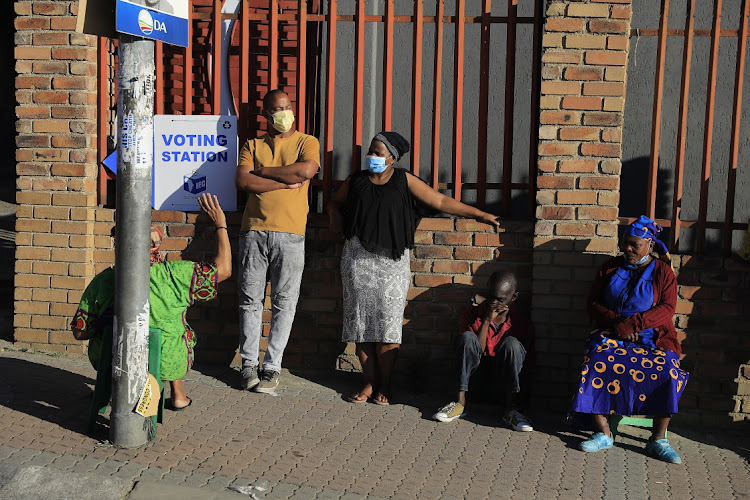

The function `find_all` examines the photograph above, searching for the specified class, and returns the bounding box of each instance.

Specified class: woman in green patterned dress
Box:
[71,193,232,410]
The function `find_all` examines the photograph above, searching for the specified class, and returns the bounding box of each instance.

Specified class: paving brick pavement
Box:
[0,346,748,499]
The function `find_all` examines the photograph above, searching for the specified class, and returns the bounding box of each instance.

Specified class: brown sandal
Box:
[372,393,390,406]
[347,392,370,404]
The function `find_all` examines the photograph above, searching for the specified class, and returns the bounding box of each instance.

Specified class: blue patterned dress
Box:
[569,260,689,416]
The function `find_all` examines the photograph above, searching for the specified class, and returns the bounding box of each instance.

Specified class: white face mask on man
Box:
[268,109,295,133]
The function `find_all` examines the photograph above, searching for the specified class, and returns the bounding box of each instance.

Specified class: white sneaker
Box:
[433,401,466,423]
[504,409,533,432]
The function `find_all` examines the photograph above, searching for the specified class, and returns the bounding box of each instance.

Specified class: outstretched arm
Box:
[406,173,500,228]
[197,193,231,283]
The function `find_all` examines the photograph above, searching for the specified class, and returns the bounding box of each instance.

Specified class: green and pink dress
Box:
[71,261,218,381]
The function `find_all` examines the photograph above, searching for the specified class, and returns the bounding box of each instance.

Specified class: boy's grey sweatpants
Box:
[238,230,305,373]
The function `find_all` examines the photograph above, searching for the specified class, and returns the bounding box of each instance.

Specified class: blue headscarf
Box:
[626,215,671,263]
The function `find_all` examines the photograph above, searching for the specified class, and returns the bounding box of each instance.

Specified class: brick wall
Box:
[13,0,750,427]
[533,0,630,412]
[14,0,98,355]
[672,256,750,425]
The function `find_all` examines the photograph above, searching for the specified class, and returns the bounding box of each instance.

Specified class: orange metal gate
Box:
[97,0,544,217]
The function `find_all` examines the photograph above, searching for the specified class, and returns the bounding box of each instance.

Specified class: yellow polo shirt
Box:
[238,131,320,236]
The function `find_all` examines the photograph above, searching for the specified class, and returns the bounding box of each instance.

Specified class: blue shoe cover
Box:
[579,432,614,452]
[645,439,682,464]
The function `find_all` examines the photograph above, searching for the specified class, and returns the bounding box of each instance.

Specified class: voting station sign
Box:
[153,115,237,211]
[116,0,189,47]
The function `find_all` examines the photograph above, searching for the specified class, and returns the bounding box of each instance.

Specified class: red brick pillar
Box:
[14,1,99,353]
[533,0,632,410]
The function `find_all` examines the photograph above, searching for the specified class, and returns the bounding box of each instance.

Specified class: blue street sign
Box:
[116,0,189,48]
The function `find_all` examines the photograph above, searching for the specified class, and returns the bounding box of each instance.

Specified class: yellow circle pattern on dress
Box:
[613,364,625,375]
[639,394,646,401]
[676,380,683,392]
[641,358,653,369]
[654,356,666,365]
[606,338,619,347]
[582,364,589,375]
[656,365,663,371]
[608,355,615,362]
[631,357,638,363]
[670,368,679,380]
[671,359,680,368]
[633,347,646,355]
[594,362,607,373]
[592,377,604,389]
[615,348,627,356]
[607,380,621,394]
[651,373,658,380]
[630,369,645,382]
[581,376,586,384]
[654,349,665,356]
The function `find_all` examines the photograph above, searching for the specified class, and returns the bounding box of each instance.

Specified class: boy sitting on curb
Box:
[433,269,535,431]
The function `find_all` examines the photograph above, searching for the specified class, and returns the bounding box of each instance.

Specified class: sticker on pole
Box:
[116,0,189,47]
[135,374,161,417]
[153,115,237,211]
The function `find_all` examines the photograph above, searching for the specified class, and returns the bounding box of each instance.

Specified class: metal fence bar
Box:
[670,0,695,251]
[476,0,491,209]
[528,0,542,216]
[269,0,279,90]
[240,0,250,140]
[155,42,164,114]
[502,0,518,213]
[697,0,722,253]
[212,0,222,113]
[383,0,394,131]
[352,0,365,173]
[647,0,670,220]
[451,0,466,200]
[431,0,445,190]
[97,37,110,206]
[411,0,424,176]
[297,0,308,133]
[184,16,193,115]
[323,0,337,206]
[723,0,749,254]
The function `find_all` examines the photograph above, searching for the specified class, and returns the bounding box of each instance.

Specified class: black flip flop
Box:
[166,398,192,411]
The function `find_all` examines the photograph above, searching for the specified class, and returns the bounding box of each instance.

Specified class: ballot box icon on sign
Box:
[183,174,207,195]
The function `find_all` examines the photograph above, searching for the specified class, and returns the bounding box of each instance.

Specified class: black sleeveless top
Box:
[343,168,418,260]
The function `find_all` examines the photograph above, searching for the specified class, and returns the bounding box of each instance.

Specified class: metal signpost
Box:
[111,33,154,448]
[110,0,189,447]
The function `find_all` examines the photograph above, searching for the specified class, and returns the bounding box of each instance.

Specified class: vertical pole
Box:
[111,34,154,448]
[671,0,695,251]
[647,0,670,220]
[451,0,466,200]
[352,0,365,173]
[411,0,424,176]
[476,0,491,208]
[431,0,444,190]
[723,0,749,255]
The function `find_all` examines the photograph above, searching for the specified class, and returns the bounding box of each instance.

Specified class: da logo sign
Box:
[138,9,168,35]
[137,10,153,35]
[183,174,207,195]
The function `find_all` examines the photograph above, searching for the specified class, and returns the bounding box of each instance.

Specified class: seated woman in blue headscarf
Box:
[569,216,688,464]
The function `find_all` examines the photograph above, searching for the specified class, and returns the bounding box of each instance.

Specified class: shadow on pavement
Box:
[0,357,98,436]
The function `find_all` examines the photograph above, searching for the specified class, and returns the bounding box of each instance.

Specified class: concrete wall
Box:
[621,0,750,253]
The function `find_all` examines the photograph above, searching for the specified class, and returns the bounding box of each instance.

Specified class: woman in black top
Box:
[327,132,500,405]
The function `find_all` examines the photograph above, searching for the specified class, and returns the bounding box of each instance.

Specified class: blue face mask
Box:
[365,155,391,173]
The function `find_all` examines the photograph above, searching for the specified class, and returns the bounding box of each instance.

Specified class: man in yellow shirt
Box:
[235,89,320,393]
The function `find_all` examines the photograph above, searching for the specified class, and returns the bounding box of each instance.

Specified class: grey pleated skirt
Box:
[341,237,411,344]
